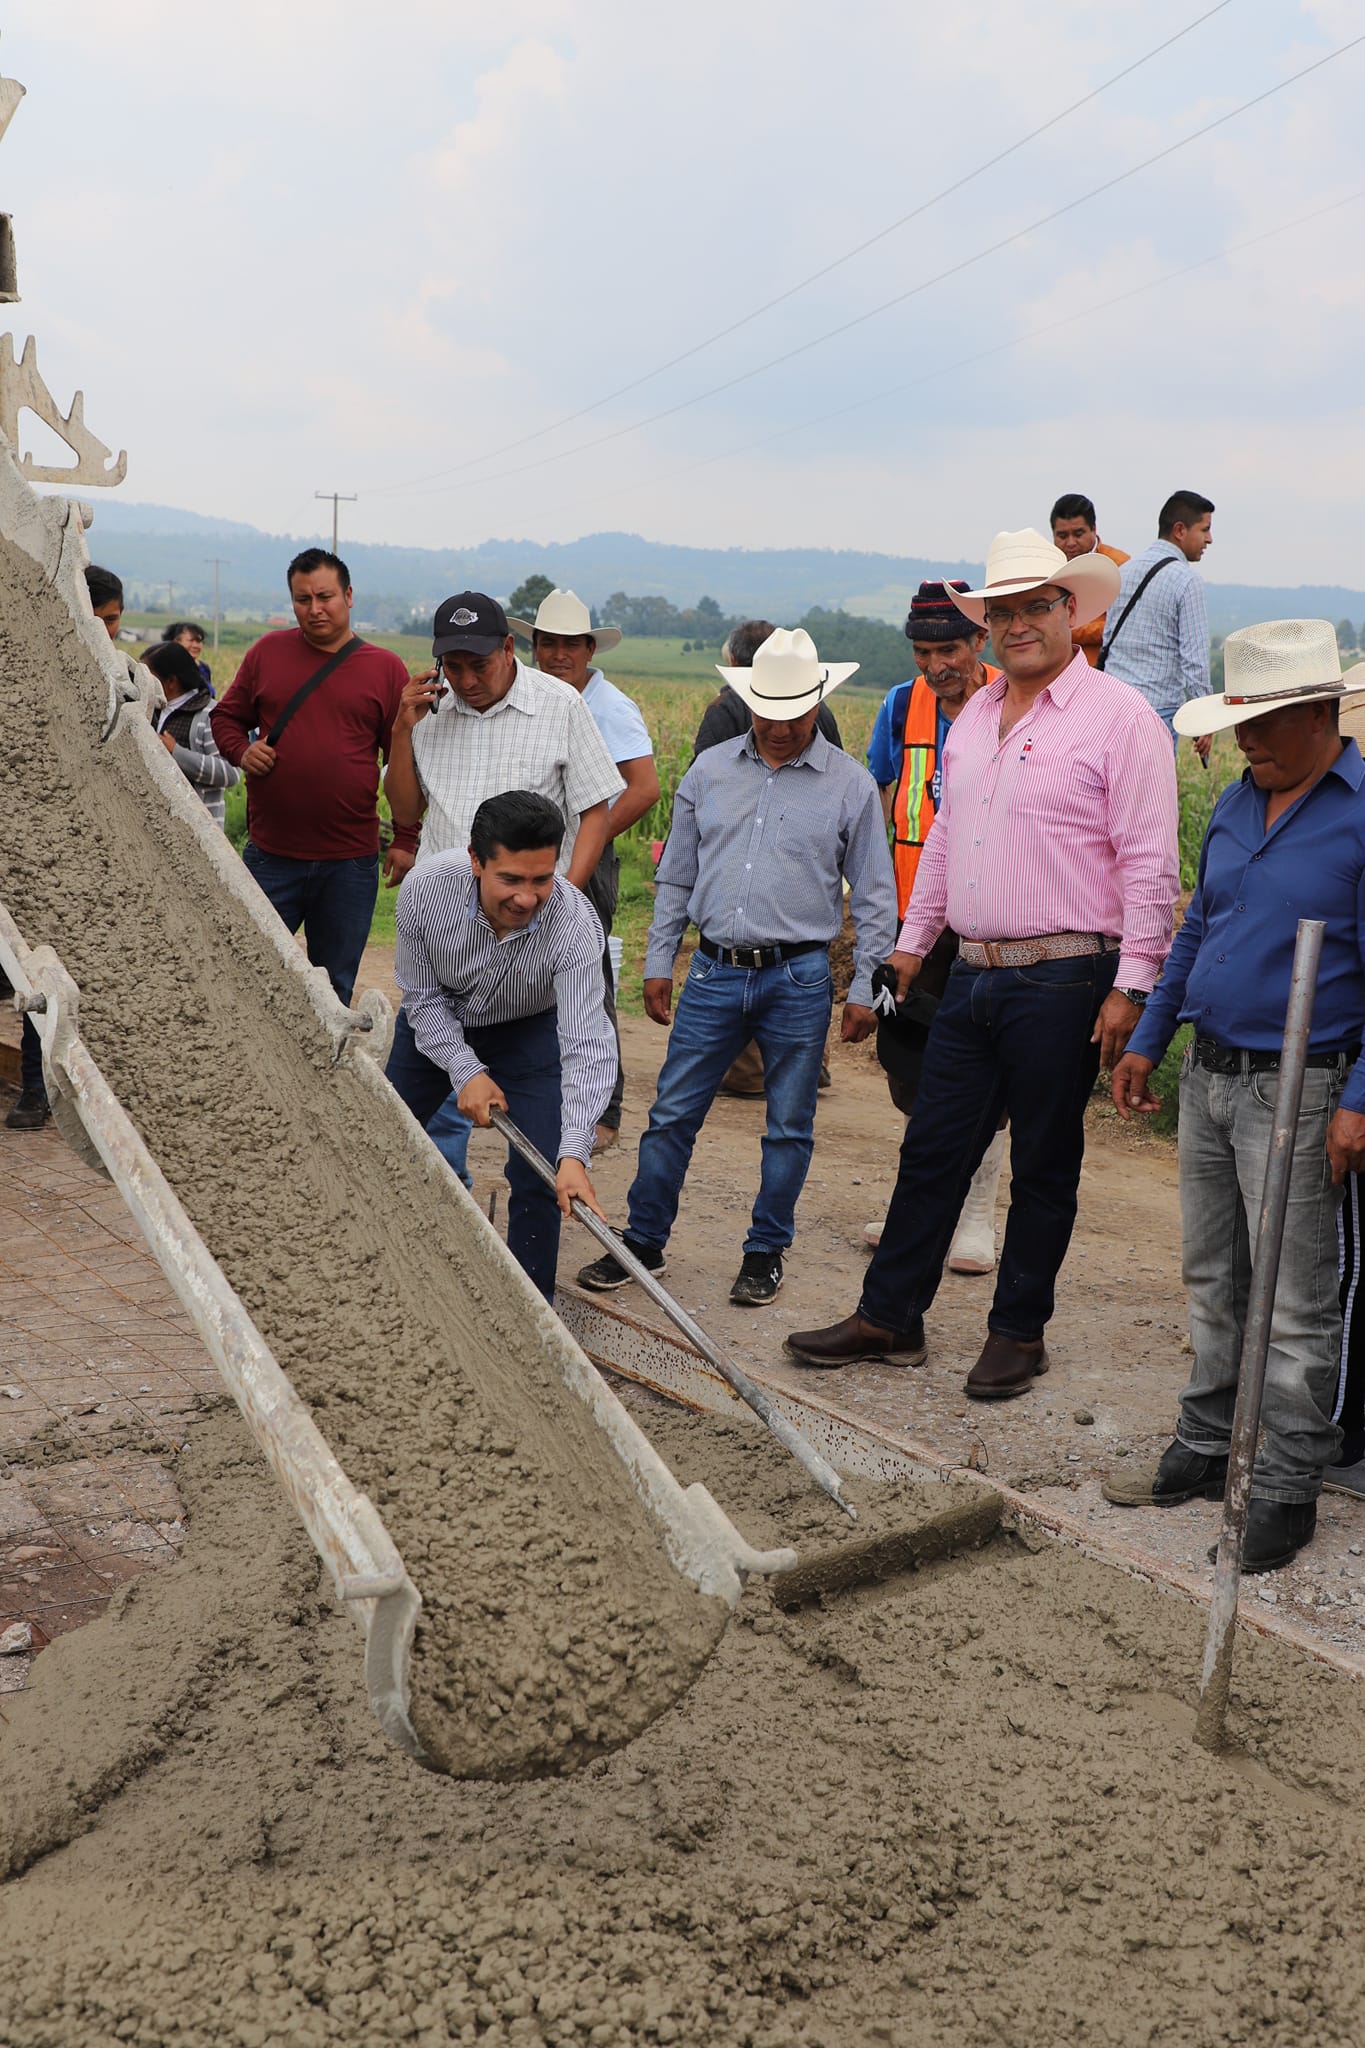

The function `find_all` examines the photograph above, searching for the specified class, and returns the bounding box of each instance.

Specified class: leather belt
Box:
[958,932,1120,970]
[1193,1036,1359,1077]
[698,935,827,971]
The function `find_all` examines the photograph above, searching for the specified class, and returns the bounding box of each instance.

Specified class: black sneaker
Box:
[576,1240,666,1292]
[730,1252,784,1306]
[5,1089,50,1132]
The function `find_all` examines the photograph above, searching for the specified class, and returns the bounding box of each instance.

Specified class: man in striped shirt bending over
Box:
[788,529,1179,1399]
[390,789,614,1304]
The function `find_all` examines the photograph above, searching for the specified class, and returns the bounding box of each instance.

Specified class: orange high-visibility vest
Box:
[890,669,1000,916]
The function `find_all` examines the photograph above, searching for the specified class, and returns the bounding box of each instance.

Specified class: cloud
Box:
[1,1,1362,581]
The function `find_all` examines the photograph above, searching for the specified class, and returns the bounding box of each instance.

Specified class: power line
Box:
[366,1,1236,496]
[578,187,1365,516]
[382,29,1365,505]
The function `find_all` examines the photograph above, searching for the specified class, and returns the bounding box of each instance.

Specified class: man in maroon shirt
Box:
[211,548,416,1004]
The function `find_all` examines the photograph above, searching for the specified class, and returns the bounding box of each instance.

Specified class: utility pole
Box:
[205,557,229,653]
[167,579,174,617]
[315,490,356,554]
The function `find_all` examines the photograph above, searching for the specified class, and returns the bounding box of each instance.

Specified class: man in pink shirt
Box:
[788,529,1178,1399]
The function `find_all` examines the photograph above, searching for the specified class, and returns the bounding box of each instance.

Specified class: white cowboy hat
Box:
[1175,618,1365,737]
[509,587,622,652]
[715,626,858,719]
[947,527,1119,631]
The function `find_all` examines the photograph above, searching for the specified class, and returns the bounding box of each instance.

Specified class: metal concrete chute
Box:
[0,905,429,1764]
[0,435,795,1776]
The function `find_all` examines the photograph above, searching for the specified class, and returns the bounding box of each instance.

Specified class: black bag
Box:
[266,636,367,747]
[1096,559,1175,671]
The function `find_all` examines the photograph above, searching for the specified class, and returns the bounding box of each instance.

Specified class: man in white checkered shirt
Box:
[385,590,623,877]
[384,590,624,1187]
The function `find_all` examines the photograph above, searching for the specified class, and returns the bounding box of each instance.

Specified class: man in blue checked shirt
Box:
[577,627,898,1309]
[388,789,613,1303]
[1103,488,1215,757]
[1104,619,1365,1574]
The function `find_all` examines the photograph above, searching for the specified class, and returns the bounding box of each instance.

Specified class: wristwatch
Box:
[1116,986,1149,1006]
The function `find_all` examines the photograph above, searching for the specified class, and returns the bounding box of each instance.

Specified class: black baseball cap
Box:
[432,591,510,659]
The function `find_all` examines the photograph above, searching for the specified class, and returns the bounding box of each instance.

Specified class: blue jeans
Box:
[385,1006,564,1302]
[242,841,378,1006]
[1176,1051,1345,1502]
[388,1011,472,1189]
[626,949,832,1256]
[861,951,1117,1341]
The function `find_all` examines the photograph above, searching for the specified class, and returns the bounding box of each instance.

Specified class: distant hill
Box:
[55,498,1365,641]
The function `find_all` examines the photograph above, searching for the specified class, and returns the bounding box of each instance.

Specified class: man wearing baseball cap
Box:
[787,530,1178,1398]
[1105,620,1365,1572]
[383,590,624,1178]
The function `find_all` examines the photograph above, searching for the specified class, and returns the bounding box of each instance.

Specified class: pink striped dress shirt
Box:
[899,648,1179,993]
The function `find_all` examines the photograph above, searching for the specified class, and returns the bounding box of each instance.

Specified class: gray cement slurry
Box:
[3,1395,1364,2047]
[0,534,726,1777]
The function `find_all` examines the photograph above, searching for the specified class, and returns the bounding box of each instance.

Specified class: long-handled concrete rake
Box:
[490,1109,859,1522]
[1195,917,1324,1752]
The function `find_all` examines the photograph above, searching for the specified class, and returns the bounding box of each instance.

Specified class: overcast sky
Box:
[4,0,1363,583]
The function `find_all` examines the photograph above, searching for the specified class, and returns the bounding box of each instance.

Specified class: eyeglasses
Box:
[983,594,1070,630]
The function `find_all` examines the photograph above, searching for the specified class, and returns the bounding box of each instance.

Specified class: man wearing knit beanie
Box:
[864,580,1005,1274]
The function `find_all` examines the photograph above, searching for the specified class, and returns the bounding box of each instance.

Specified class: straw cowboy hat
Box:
[947,527,1119,631]
[715,626,859,719]
[1174,618,1365,738]
[509,587,622,652]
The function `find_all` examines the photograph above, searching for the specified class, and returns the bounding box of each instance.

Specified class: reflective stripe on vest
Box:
[890,668,1000,916]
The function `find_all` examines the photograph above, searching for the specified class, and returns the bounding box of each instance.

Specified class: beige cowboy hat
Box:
[715,626,858,719]
[1174,618,1365,737]
[508,587,622,652]
[947,527,1119,631]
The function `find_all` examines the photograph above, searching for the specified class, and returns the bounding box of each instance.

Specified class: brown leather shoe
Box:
[785,1312,927,1370]
[964,1331,1047,1400]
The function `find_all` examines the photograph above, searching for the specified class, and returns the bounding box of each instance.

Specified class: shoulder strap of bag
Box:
[1096,559,1176,671]
[266,636,367,747]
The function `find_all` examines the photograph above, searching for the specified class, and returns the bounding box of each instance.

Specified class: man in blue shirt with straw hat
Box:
[577,626,897,1308]
[1105,618,1365,1572]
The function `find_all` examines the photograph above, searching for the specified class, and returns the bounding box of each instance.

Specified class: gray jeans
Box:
[1176,1050,1346,1502]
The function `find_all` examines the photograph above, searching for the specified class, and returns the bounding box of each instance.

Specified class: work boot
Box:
[1101,1439,1229,1507]
[576,1239,666,1292]
[964,1331,1047,1400]
[1207,1498,1316,1574]
[592,1123,620,1155]
[730,1252,783,1306]
[785,1312,927,1370]
[948,1130,1008,1276]
[5,1088,49,1132]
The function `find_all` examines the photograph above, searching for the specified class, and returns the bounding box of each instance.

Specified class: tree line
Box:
[496,574,915,688]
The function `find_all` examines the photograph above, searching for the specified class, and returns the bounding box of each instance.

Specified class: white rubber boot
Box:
[948,1130,1008,1276]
